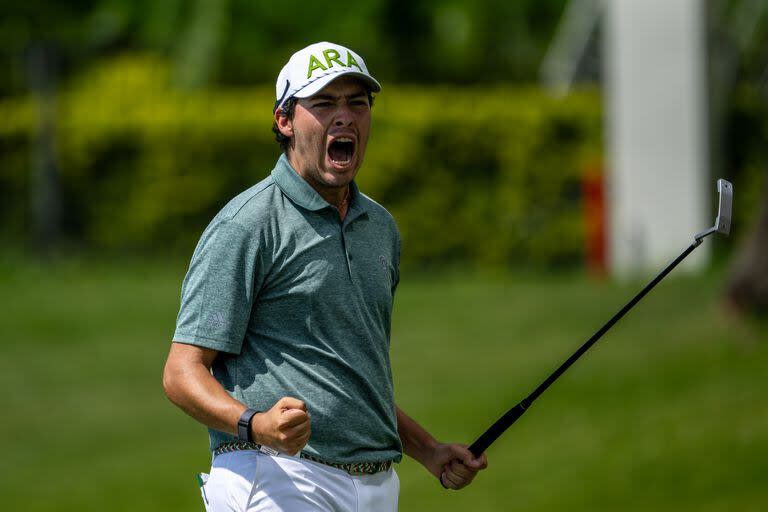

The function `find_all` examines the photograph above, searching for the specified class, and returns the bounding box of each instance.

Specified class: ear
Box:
[275,109,294,138]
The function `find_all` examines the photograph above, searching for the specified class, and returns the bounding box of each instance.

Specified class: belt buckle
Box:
[258,444,279,456]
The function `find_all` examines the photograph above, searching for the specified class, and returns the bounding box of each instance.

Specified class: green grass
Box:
[0,256,766,511]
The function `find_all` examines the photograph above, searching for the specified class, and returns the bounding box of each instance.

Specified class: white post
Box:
[604,0,709,276]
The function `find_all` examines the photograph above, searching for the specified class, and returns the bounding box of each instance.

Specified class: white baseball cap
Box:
[274,42,381,113]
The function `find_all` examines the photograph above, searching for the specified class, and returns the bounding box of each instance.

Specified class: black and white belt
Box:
[213,441,393,475]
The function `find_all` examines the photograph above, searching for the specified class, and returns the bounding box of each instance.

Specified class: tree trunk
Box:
[726,177,768,315]
[175,0,228,89]
[27,42,61,257]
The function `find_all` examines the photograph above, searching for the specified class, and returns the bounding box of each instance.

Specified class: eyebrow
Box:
[310,92,368,102]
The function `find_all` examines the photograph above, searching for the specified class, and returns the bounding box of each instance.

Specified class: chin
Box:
[321,173,354,189]
[322,162,359,184]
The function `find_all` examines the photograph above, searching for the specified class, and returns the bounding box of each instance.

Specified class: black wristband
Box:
[237,408,259,443]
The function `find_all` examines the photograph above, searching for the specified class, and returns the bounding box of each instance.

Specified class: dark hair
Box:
[272,91,375,153]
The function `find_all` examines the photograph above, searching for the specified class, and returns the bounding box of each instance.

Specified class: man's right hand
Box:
[251,397,311,455]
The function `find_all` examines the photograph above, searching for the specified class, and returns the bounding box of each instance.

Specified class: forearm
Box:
[163,344,247,435]
[396,405,439,473]
[163,343,311,454]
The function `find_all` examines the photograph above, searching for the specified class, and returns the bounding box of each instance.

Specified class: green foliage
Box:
[365,86,602,267]
[0,0,568,95]
[0,55,601,267]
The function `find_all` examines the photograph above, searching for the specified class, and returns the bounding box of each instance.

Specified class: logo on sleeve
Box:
[208,312,226,330]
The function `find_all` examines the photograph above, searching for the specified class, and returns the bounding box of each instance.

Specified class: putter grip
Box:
[468,402,528,457]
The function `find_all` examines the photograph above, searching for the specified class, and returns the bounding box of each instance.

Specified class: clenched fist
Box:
[251,397,311,455]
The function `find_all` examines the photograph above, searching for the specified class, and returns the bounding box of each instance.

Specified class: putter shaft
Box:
[468,240,701,457]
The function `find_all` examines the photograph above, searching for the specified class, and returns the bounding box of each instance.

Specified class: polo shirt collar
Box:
[271,154,368,219]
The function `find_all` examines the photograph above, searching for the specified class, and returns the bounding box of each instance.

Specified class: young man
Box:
[163,42,487,511]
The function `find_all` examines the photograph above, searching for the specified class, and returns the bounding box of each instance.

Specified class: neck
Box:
[286,153,350,209]
[304,176,349,209]
[321,185,350,209]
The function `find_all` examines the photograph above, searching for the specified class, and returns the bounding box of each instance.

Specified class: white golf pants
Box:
[200,450,400,511]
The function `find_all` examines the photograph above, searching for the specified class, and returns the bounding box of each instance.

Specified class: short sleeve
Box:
[172,219,263,354]
[392,226,401,295]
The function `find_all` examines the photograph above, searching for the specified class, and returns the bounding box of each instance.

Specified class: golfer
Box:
[163,41,487,511]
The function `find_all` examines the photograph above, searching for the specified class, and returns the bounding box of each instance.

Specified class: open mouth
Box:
[328,137,355,166]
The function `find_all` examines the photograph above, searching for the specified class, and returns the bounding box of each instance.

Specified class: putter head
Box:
[695,179,733,242]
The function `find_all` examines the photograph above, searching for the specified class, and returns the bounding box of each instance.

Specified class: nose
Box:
[333,103,354,126]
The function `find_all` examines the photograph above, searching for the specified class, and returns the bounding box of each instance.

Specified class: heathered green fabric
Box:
[173,154,403,464]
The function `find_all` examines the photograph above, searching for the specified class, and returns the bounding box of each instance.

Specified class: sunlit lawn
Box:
[0,255,765,511]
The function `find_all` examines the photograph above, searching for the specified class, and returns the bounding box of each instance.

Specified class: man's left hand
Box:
[430,443,488,490]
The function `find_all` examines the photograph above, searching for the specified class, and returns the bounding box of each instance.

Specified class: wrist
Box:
[249,412,267,445]
[421,437,439,460]
[236,408,260,443]
[411,436,440,468]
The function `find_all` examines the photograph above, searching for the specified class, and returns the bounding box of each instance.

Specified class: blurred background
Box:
[0,0,766,510]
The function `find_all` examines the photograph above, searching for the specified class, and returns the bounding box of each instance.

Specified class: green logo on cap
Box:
[307,49,363,79]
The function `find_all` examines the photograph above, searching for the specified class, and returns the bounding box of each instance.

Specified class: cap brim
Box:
[293,71,381,99]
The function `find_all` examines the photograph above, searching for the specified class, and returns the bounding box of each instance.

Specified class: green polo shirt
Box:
[173,154,403,464]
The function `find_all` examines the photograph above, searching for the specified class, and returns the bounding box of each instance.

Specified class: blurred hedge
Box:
[0,55,603,267]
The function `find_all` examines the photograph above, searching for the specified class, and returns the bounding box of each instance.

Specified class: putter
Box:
[468,179,733,458]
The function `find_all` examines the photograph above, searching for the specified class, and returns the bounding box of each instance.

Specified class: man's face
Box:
[277,76,372,194]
